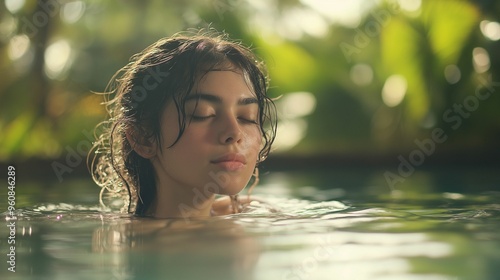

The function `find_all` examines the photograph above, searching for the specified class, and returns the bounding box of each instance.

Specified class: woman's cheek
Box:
[246,127,262,153]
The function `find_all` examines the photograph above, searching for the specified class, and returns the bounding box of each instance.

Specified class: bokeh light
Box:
[5,0,25,14]
[444,64,461,84]
[350,63,374,86]
[44,39,72,79]
[472,47,490,73]
[7,34,30,60]
[274,92,316,151]
[382,75,407,107]
[480,20,500,41]
[61,1,86,24]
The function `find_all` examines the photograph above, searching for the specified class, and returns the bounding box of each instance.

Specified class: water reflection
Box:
[91,217,260,280]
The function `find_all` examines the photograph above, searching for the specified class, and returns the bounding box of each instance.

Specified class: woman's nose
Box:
[218,114,243,145]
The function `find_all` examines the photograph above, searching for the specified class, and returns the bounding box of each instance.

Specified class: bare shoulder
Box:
[211,195,265,216]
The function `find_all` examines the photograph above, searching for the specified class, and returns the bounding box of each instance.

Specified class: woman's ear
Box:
[125,127,157,159]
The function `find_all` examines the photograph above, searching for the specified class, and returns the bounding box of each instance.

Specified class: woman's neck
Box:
[148,181,215,219]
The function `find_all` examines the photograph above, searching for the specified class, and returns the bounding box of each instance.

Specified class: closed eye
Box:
[238,117,258,124]
[190,115,215,121]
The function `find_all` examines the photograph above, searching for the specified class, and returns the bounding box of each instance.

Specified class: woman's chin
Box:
[216,187,245,196]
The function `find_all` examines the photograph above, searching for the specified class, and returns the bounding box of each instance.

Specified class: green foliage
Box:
[0,0,499,160]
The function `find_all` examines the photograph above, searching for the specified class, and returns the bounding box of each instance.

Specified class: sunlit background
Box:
[0,0,499,188]
[1,2,500,279]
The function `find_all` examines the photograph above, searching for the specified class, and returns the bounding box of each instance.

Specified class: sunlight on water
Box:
[1,191,500,280]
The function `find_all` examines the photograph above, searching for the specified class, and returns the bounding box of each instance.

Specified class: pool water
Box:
[1,171,500,280]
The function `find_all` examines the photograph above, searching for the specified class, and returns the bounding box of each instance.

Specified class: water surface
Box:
[1,170,499,280]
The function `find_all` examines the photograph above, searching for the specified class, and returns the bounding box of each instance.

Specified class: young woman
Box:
[90,31,277,218]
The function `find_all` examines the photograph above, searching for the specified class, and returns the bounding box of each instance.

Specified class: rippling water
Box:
[1,190,500,280]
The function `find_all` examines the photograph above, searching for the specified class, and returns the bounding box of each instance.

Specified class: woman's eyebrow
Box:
[186,93,258,105]
[238,97,258,105]
[185,93,222,103]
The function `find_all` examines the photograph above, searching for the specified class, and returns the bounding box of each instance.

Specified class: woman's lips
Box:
[211,153,246,171]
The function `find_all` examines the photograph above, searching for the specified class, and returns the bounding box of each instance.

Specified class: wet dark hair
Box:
[89,31,277,215]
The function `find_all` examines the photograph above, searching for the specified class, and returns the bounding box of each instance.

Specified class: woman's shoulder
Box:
[211,195,265,216]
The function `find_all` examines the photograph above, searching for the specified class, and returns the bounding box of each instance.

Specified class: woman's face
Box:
[153,69,261,197]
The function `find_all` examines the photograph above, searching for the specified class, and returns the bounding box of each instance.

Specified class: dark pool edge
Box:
[1,149,499,182]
